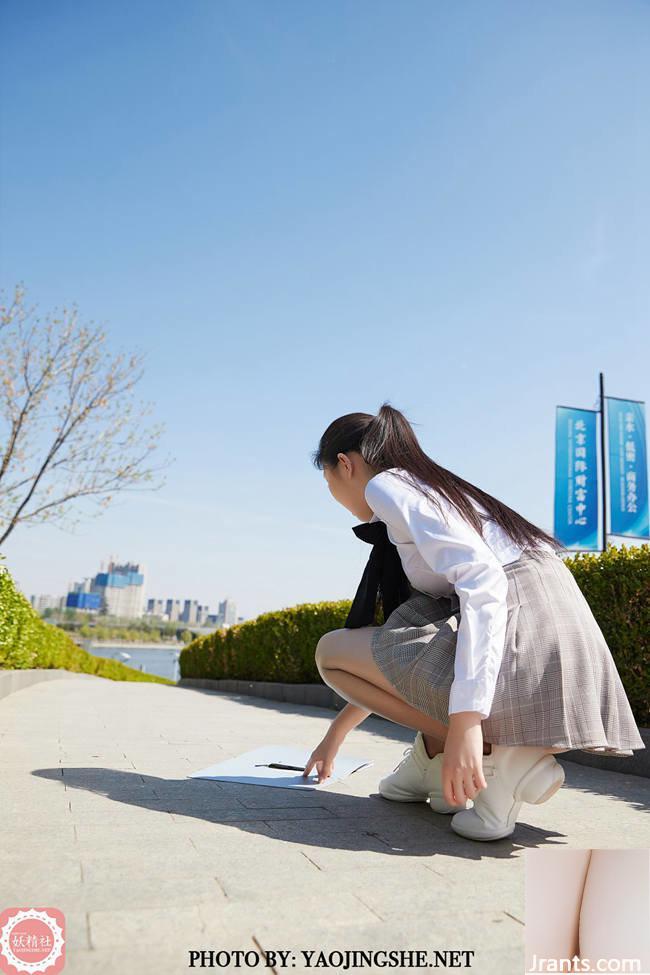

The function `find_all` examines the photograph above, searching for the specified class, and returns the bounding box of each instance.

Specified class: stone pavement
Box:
[1,676,648,975]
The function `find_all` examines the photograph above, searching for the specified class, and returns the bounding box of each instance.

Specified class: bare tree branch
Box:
[0,284,173,546]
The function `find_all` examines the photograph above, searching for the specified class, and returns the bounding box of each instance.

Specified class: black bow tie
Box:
[344,520,412,628]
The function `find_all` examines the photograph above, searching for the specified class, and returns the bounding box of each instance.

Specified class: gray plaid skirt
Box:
[370,548,645,757]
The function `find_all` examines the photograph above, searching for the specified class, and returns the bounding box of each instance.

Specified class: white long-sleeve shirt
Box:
[364,467,554,720]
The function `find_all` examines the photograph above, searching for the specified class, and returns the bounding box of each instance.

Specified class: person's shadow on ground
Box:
[32,765,572,861]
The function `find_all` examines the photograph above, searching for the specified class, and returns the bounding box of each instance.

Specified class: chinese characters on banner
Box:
[554,399,650,551]
[554,406,599,551]
[607,399,649,539]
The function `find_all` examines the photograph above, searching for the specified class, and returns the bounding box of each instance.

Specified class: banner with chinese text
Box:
[606,398,649,539]
[554,406,599,550]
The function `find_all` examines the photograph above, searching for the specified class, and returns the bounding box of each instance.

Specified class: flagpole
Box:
[599,371,607,553]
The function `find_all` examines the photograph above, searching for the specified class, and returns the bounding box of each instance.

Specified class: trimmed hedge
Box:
[180,600,360,684]
[181,543,649,725]
[0,560,174,685]
[567,544,649,725]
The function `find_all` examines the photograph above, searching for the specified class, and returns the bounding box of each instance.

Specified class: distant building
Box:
[145,598,166,617]
[66,559,145,618]
[92,561,145,618]
[143,597,211,625]
[64,577,100,612]
[30,594,66,613]
[165,598,182,622]
[66,591,102,612]
[181,599,198,625]
[218,598,238,627]
[143,594,239,629]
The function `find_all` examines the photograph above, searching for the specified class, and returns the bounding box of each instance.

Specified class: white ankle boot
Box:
[378,731,471,813]
[449,744,566,841]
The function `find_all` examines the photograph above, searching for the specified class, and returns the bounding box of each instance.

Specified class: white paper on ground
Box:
[188,745,373,790]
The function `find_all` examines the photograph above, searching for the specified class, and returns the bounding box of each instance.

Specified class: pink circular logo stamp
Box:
[0,908,65,975]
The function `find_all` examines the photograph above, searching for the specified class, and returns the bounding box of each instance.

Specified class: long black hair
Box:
[312,401,565,559]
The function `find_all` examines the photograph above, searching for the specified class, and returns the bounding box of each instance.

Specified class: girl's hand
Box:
[303,731,342,783]
[441,713,488,807]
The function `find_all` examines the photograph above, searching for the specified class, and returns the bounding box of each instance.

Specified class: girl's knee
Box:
[314,629,344,670]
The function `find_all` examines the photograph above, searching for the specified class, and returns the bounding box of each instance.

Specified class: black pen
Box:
[254,762,309,771]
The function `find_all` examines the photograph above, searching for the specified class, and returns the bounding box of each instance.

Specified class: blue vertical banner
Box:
[554,406,600,550]
[606,398,649,539]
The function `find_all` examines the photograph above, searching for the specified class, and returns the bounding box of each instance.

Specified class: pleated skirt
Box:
[370,548,645,756]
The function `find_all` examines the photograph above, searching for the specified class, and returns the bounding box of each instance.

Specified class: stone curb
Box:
[0,667,96,702]
[178,676,350,710]
[178,676,650,779]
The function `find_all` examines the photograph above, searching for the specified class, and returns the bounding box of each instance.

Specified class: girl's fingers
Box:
[444,770,459,806]
[305,755,322,778]
[455,769,482,803]
[303,752,337,781]
[441,768,452,805]
[446,771,459,807]
[464,772,479,800]
[453,770,467,805]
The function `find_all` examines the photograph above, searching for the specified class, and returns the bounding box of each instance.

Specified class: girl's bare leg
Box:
[315,626,453,745]
[578,849,650,971]
[525,849,593,969]
[316,626,567,757]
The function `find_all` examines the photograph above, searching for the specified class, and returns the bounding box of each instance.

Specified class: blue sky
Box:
[1,0,649,620]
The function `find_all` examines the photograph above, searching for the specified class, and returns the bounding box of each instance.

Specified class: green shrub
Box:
[180,600,357,683]
[181,543,649,725]
[0,559,173,685]
[564,543,649,725]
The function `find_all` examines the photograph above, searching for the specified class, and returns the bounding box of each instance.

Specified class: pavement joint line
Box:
[212,876,229,898]
[421,864,451,880]
[252,935,279,975]
[299,851,324,872]
[362,831,393,849]
[351,892,385,923]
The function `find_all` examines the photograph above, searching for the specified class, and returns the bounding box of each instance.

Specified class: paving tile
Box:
[87,904,206,949]
[79,853,219,886]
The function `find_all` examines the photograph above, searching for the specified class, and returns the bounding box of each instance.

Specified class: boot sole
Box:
[381,790,459,812]
[430,802,467,815]
[451,820,516,841]
[378,789,429,802]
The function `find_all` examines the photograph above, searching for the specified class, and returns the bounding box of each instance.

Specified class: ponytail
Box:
[313,400,563,558]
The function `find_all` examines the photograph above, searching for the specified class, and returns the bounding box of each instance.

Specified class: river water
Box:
[86,644,182,681]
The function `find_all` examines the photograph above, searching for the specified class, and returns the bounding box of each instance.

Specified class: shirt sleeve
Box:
[365,474,509,720]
